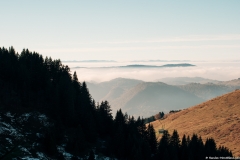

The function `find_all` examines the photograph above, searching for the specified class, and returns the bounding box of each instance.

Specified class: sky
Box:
[1,1,240,61]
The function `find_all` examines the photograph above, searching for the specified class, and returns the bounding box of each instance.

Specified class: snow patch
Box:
[38,114,51,127]
[5,137,12,144]
[36,133,42,138]
[36,152,49,160]
[0,121,24,140]
[17,113,31,123]
[5,112,14,118]
[57,145,73,159]
[63,152,73,158]
[20,146,31,154]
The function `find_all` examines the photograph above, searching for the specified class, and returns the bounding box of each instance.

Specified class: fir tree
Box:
[157,130,170,160]
[205,138,217,157]
[169,130,180,160]
[180,134,188,160]
[147,123,157,155]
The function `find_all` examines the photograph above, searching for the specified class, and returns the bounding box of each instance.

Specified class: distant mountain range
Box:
[119,63,195,68]
[159,77,220,85]
[72,63,195,69]
[63,60,116,62]
[87,77,240,117]
[131,60,191,62]
[178,83,237,100]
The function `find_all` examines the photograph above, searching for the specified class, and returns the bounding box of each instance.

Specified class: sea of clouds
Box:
[63,61,240,83]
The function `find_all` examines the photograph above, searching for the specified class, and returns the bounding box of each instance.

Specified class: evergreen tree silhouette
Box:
[205,138,217,156]
[157,130,170,160]
[188,134,204,160]
[147,123,157,155]
[180,134,188,160]
[169,130,180,160]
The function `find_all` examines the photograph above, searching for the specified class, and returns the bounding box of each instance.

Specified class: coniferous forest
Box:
[0,47,233,159]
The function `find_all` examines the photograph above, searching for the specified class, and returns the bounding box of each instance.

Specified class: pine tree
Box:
[147,123,157,155]
[169,130,180,160]
[80,82,97,142]
[180,134,188,160]
[137,117,147,141]
[188,134,204,160]
[205,138,217,157]
[114,109,126,129]
[97,101,113,137]
[157,130,170,160]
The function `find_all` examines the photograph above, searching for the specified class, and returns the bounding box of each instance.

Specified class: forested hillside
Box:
[0,47,233,159]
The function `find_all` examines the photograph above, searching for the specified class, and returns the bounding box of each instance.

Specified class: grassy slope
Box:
[152,89,240,156]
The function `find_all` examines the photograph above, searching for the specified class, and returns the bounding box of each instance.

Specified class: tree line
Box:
[0,47,233,159]
[144,111,165,124]
[156,130,232,160]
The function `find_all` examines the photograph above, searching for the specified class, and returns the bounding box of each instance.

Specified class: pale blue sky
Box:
[1,1,240,61]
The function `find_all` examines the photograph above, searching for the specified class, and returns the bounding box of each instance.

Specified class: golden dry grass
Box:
[151,89,240,156]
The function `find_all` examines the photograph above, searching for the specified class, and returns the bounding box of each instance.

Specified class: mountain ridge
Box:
[109,82,204,117]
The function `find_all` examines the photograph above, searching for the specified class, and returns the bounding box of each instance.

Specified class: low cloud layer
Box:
[66,61,240,83]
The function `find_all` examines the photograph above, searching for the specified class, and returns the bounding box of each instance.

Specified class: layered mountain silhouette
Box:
[87,77,240,117]
[119,63,195,68]
[87,78,143,102]
[110,82,204,117]
[217,78,240,86]
[178,83,238,100]
[151,89,240,156]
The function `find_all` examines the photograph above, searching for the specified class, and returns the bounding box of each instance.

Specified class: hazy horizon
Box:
[63,60,240,83]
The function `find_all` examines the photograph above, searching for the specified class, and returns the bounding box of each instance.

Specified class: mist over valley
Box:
[66,60,240,83]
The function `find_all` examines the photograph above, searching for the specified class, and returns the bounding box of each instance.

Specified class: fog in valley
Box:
[65,60,240,83]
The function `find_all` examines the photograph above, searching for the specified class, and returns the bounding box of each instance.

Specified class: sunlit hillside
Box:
[152,89,240,156]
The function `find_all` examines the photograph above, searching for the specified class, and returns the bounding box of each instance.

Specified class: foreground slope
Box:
[152,89,240,156]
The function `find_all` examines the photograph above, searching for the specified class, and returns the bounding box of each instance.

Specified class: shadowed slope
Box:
[87,78,143,102]
[110,82,204,117]
[152,89,240,156]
